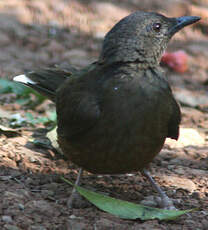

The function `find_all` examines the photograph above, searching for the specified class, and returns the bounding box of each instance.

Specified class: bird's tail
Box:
[13,67,77,102]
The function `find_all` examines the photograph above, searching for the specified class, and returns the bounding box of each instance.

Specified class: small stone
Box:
[140,199,157,207]
[94,31,105,39]
[161,175,196,192]
[16,189,30,198]
[0,175,12,181]
[4,191,24,200]
[18,203,24,210]
[191,169,207,176]
[41,189,54,197]
[42,182,58,191]
[2,215,13,223]
[174,167,185,175]
[69,215,77,219]
[25,200,54,217]
[95,218,127,230]
[67,220,87,230]
[167,165,175,170]
[174,88,208,108]
[165,128,205,148]
[30,226,47,230]
[4,225,20,230]
[173,198,181,205]
[28,156,37,163]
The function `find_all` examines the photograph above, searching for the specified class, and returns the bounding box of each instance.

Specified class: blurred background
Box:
[0,0,207,75]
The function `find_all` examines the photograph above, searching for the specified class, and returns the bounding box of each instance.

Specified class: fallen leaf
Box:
[61,177,194,220]
[0,124,21,137]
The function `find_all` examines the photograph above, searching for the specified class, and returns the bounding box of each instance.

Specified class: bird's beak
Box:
[168,16,201,36]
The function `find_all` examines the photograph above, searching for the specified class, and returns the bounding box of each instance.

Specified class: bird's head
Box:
[99,11,200,67]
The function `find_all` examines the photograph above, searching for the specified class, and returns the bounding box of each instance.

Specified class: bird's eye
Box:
[153,22,162,32]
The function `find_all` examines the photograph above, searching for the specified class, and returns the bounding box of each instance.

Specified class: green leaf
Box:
[0,78,31,96]
[61,177,194,220]
[47,111,57,123]
[25,112,56,125]
[15,98,31,105]
[0,79,46,105]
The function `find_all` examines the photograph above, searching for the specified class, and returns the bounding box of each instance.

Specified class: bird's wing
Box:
[14,67,77,102]
[14,62,98,102]
[56,63,101,139]
[167,96,181,140]
[154,68,181,141]
[56,89,100,139]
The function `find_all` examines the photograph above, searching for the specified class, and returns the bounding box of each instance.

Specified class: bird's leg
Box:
[67,168,83,208]
[142,169,176,210]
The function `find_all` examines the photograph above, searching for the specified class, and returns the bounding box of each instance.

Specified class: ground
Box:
[0,0,207,229]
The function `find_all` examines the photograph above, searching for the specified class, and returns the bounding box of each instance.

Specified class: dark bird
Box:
[13,11,200,209]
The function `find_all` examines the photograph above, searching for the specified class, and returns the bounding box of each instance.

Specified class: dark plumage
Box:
[14,11,200,209]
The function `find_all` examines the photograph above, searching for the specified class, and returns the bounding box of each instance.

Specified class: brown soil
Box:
[0,1,207,229]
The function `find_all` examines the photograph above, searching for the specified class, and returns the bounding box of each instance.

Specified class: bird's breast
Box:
[59,74,171,174]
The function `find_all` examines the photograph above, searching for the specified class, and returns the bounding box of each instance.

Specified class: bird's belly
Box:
[58,124,166,174]
[58,86,171,174]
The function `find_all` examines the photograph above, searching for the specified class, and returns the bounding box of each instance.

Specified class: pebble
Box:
[67,219,87,230]
[25,200,55,217]
[0,175,12,181]
[2,215,13,223]
[29,156,37,163]
[191,169,207,176]
[174,89,208,108]
[4,225,20,230]
[140,199,158,207]
[165,128,205,148]
[16,189,30,198]
[30,226,47,230]
[160,175,196,192]
[95,218,127,230]
[94,31,105,39]
[18,203,25,211]
[69,215,77,219]
[174,167,185,175]
[4,191,24,200]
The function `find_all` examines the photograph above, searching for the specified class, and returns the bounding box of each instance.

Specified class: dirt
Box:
[0,0,207,229]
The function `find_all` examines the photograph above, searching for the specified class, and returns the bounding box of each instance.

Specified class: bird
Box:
[13,11,200,209]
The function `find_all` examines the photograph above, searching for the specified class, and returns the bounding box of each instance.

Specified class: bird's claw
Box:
[67,190,91,209]
[155,196,177,210]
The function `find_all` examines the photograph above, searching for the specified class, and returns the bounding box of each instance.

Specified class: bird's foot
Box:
[141,195,177,210]
[155,195,177,210]
[142,170,177,210]
[67,190,91,209]
[67,168,91,209]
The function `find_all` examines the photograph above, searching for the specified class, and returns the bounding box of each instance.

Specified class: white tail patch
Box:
[13,74,36,85]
